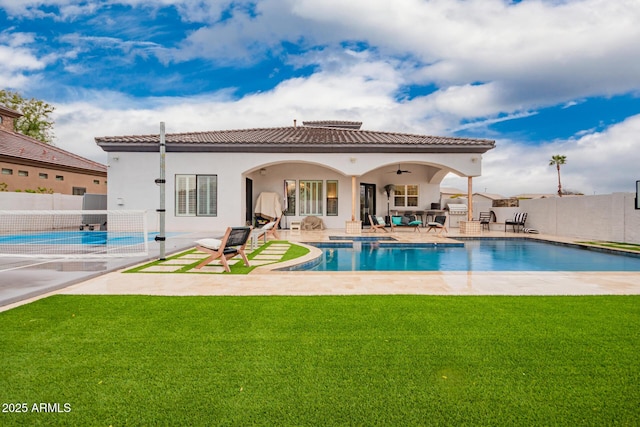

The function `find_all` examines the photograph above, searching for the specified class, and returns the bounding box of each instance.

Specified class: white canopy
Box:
[254,192,283,221]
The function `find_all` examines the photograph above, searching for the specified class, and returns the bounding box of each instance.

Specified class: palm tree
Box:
[549,155,567,197]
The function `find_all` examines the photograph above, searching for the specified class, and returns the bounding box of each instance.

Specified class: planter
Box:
[459,221,481,234]
[345,220,362,234]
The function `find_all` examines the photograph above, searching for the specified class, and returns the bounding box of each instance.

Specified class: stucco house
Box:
[0,105,107,195]
[95,120,495,232]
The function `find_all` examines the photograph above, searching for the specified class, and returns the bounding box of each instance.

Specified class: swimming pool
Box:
[0,231,172,258]
[295,239,640,272]
[0,231,155,246]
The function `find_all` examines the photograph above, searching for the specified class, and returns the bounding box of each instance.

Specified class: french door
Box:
[359,183,376,226]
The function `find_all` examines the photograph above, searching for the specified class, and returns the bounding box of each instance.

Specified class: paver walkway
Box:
[130,242,292,274]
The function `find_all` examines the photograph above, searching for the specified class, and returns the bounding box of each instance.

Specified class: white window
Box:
[393,184,419,207]
[326,180,338,216]
[300,180,323,215]
[196,175,217,216]
[176,175,217,216]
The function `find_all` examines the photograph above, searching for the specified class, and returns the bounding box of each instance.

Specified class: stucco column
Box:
[351,176,357,221]
[467,176,473,221]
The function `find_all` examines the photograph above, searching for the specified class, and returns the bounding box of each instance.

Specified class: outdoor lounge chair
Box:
[250,216,282,249]
[368,214,389,232]
[390,214,422,232]
[194,226,252,272]
[426,215,448,235]
[505,212,528,233]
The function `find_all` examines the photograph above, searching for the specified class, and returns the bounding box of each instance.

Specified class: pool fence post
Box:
[155,122,167,260]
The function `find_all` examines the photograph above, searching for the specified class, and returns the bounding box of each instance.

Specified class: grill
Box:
[446,203,468,227]
[447,203,468,215]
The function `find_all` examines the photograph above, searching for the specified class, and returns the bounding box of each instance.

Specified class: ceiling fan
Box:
[388,164,412,175]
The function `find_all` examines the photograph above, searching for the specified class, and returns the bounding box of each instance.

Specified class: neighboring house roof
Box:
[95,123,496,154]
[512,193,558,199]
[473,192,505,200]
[440,187,467,195]
[0,105,22,118]
[0,128,107,174]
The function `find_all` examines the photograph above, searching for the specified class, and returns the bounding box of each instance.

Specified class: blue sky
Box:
[1,0,639,196]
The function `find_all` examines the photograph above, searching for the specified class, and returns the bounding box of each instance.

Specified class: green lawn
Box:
[1,295,639,426]
[579,241,640,252]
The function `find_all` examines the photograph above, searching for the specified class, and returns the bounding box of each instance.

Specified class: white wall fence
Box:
[2,192,639,244]
[519,193,640,244]
[0,192,82,210]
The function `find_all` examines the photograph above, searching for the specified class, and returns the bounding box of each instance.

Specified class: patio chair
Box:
[505,212,528,233]
[251,216,282,248]
[368,214,389,233]
[426,215,448,235]
[479,212,492,231]
[194,226,252,272]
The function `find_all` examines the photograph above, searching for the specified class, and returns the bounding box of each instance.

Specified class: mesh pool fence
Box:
[0,210,149,258]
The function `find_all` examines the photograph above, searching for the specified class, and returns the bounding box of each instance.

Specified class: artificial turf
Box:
[1,295,638,425]
[124,241,310,274]
[580,241,640,253]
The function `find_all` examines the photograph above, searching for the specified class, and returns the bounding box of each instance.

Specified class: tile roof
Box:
[0,105,22,118]
[0,129,107,174]
[95,125,496,154]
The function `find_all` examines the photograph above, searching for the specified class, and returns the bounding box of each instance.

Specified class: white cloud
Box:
[444,114,640,196]
[5,0,640,117]
[127,0,640,133]
[50,52,639,198]
[3,0,639,197]
[0,31,46,89]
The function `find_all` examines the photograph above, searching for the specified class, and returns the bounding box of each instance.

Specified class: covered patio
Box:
[97,120,495,232]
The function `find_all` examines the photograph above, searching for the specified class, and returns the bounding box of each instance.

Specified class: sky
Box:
[1,0,639,197]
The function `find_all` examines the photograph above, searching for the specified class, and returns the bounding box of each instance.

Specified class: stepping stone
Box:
[252,254,283,260]
[176,254,210,260]
[261,250,288,255]
[191,265,226,273]
[162,259,199,266]
[142,265,185,273]
[249,260,276,266]
[205,259,240,266]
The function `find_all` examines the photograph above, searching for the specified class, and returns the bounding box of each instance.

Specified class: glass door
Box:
[359,183,376,226]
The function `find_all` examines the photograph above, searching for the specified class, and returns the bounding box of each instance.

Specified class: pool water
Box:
[302,239,640,272]
[0,231,160,246]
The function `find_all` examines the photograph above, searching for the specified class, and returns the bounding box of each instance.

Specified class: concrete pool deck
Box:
[2,228,640,312]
